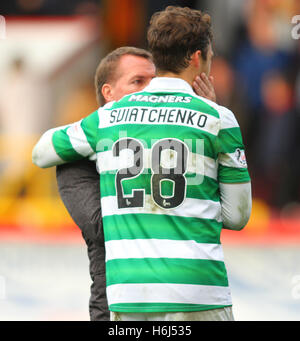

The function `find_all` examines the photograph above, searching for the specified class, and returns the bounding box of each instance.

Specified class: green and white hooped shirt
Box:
[49,77,250,313]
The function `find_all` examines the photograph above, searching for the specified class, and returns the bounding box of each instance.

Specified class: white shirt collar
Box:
[144,77,194,94]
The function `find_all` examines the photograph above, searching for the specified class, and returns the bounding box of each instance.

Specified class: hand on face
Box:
[192,72,216,102]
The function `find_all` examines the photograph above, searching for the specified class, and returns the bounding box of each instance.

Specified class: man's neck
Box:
[157,70,196,87]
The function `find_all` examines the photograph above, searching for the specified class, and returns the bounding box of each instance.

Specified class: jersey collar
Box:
[143,77,194,94]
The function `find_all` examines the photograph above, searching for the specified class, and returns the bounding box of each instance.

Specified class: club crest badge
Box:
[235,148,247,167]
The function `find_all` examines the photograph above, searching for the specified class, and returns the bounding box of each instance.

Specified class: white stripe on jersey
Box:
[99,106,220,136]
[105,239,224,262]
[96,149,217,181]
[32,127,66,168]
[101,195,222,222]
[107,283,232,306]
[218,150,247,168]
[66,121,94,157]
[218,106,239,130]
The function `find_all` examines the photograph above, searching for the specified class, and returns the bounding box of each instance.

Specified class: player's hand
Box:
[193,72,216,102]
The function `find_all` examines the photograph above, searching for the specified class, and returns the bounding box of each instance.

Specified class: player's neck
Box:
[157,68,197,87]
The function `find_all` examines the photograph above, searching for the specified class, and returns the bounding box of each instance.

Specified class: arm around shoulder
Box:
[32,112,98,169]
[32,127,66,168]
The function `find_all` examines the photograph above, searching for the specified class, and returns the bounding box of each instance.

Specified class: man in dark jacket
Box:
[56,46,156,321]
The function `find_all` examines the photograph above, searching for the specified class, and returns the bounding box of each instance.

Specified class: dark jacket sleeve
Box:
[56,160,103,243]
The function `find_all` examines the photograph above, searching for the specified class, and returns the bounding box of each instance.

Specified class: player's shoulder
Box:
[191,93,239,129]
[192,93,219,110]
[217,105,239,130]
[188,93,220,120]
[207,100,239,130]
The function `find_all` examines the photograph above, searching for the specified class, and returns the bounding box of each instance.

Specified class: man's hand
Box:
[193,72,216,102]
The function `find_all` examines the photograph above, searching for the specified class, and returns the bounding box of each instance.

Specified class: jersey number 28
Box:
[112,138,188,210]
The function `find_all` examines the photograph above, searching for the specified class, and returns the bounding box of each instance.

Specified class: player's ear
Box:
[190,50,202,68]
[102,83,114,103]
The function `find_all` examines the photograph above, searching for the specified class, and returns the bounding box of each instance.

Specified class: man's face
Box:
[201,43,214,76]
[105,54,156,102]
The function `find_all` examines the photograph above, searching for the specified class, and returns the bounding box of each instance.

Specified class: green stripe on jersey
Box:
[218,165,250,183]
[96,124,217,159]
[109,302,231,313]
[100,172,219,201]
[106,258,228,287]
[218,127,244,154]
[80,110,99,152]
[103,214,222,244]
[52,127,83,161]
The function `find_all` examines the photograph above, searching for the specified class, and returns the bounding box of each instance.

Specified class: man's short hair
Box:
[147,6,213,74]
[95,46,153,106]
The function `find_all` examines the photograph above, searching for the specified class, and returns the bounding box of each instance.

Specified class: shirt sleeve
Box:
[217,106,251,183]
[32,110,99,168]
[219,182,252,230]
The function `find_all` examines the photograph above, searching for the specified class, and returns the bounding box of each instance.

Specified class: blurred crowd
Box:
[203,0,300,210]
[0,0,299,229]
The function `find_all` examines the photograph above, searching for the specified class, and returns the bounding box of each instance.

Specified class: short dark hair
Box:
[147,6,213,74]
[95,46,153,106]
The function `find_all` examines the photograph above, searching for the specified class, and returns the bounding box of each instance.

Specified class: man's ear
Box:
[102,83,114,103]
[190,50,202,68]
